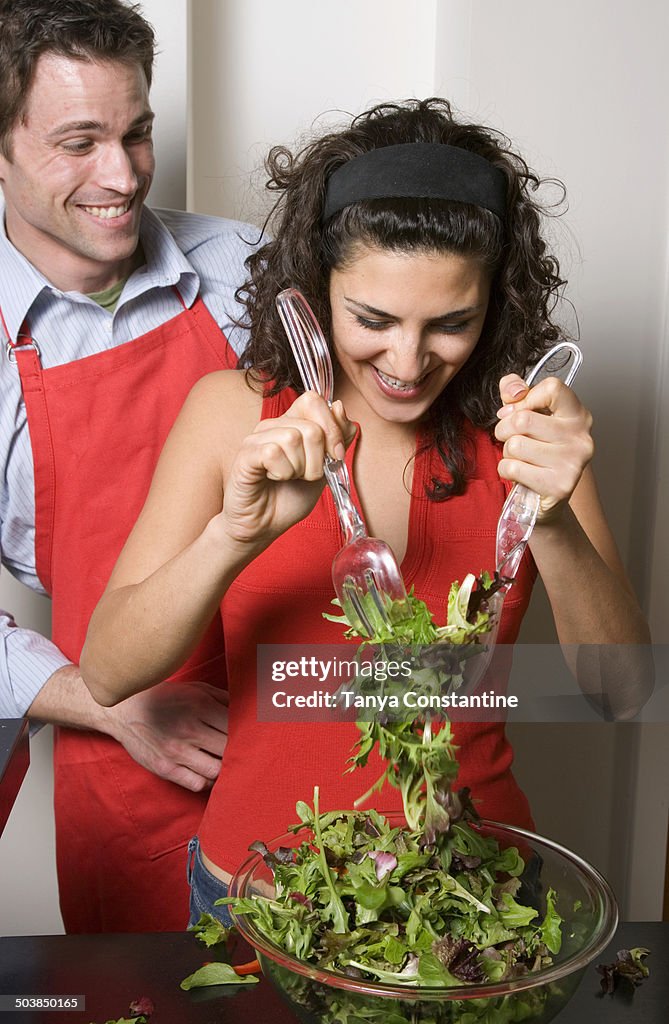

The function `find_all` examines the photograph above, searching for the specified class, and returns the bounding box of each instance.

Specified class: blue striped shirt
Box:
[0,203,261,717]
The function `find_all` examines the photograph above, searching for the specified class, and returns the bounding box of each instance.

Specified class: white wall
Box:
[143,0,188,210]
[437,0,669,921]
[2,0,667,933]
[189,0,439,220]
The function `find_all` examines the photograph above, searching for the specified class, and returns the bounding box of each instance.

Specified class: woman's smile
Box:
[329,244,491,424]
[372,364,432,398]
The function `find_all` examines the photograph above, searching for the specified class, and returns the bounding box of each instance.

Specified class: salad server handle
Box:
[324,456,367,543]
[495,341,583,583]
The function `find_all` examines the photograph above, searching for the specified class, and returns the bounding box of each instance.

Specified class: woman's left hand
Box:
[494,373,594,522]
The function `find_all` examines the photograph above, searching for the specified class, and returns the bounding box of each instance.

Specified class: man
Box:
[0,0,257,932]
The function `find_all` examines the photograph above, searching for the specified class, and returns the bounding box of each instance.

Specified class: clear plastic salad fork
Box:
[276,288,410,637]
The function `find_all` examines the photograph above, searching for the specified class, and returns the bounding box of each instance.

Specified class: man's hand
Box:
[28,666,228,792]
[103,680,228,792]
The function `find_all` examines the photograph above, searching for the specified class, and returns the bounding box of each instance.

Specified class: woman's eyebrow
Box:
[344,298,485,319]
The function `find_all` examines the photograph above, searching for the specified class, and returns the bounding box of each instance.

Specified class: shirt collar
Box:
[121,205,200,309]
[0,199,200,344]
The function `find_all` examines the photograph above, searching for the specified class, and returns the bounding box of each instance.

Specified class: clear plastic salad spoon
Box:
[425,341,584,704]
[276,288,410,638]
[479,341,584,652]
[495,341,583,584]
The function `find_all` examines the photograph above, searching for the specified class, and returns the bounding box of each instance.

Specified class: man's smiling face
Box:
[0,52,155,293]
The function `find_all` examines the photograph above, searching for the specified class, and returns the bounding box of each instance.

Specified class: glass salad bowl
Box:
[229,816,618,1024]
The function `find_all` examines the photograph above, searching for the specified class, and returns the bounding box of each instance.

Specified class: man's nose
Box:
[95,143,138,194]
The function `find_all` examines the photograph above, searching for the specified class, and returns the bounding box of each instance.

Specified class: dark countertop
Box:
[0,922,665,1024]
[0,718,29,836]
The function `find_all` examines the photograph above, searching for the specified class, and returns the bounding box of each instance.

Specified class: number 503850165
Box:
[0,995,84,1011]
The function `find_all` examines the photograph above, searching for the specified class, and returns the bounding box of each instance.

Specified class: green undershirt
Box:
[86,277,126,313]
[86,244,146,313]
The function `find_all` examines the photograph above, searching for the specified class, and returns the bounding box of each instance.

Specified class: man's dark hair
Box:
[0,0,155,157]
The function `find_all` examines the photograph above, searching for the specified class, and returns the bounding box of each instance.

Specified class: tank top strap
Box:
[260,384,300,421]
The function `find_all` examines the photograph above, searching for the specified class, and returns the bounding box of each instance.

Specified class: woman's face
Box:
[329,244,490,425]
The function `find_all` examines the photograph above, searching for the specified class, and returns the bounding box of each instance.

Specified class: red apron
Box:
[7,292,234,932]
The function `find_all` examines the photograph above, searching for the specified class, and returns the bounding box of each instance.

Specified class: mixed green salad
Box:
[222,572,565,994]
[225,784,561,987]
[324,572,506,729]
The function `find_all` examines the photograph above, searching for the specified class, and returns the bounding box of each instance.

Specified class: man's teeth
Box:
[376,368,426,391]
[82,203,130,219]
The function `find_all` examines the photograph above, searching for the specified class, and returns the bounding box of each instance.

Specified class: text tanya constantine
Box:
[271,689,519,711]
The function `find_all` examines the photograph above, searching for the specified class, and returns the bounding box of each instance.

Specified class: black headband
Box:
[322,142,507,221]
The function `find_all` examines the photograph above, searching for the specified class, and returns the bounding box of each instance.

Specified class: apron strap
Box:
[172,284,187,310]
[7,317,56,593]
[2,311,57,595]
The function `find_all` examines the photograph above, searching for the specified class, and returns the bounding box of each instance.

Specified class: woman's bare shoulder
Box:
[187,367,263,411]
[178,369,265,454]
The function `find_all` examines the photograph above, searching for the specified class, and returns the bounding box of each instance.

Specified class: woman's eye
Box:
[434,321,470,334]
[356,316,390,331]
[353,315,472,334]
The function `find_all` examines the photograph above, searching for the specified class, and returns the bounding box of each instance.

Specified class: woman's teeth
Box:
[376,368,426,391]
[82,202,130,219]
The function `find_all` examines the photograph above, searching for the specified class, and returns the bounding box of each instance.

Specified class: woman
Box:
[81,99,650,922]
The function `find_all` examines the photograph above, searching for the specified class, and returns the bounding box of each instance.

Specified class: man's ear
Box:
[0,148,10,183]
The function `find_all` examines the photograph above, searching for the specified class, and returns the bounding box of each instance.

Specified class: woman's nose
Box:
[383,332,429,381]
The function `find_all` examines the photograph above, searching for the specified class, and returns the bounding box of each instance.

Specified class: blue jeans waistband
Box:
[186,835,232,928]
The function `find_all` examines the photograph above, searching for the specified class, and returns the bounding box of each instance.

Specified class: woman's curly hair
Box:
[240,98,567,499]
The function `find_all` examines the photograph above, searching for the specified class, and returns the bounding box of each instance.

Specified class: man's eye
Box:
[62,139,94,154]
[356,316,390,331]
[126,125,153,144]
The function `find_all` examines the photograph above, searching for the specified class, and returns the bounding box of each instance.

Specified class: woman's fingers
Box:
[243,423,324,482]
[244,433,311,482]
[498,373,530,405]
[496,406,573,445]
[221,391,357,548]
[498,375,590,420]
[497,452,585,505]
[499,429,593,471]
[495,375,594,518]
[253,391,354,463]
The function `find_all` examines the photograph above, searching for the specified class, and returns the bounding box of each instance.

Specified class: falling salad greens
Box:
[221,570,566,991]
[329,572,508,837]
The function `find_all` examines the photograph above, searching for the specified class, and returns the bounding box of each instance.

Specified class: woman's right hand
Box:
[217,391,354,551]
[81,382,355,705]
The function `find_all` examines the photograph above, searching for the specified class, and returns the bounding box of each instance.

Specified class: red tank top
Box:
[199,388,537,874]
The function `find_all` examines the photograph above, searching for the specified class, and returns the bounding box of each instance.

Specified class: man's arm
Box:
[0,607,71,719]
[1,611,228,792]
[28,665,228,792]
